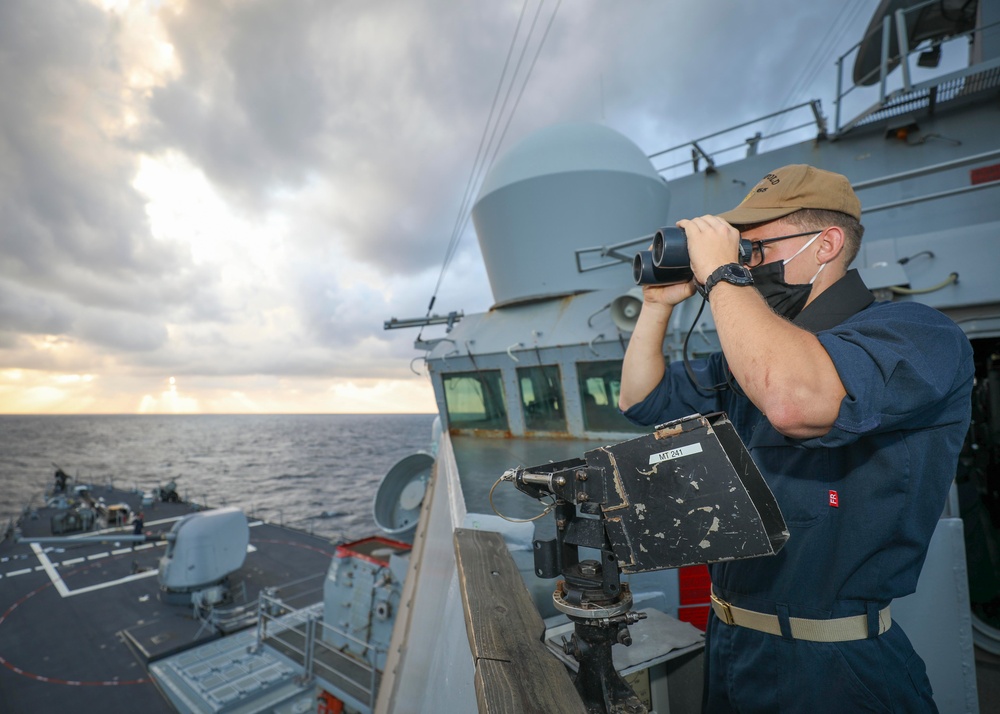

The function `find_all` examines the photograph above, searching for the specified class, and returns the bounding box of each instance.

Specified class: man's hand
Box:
[676,215,743,284]
[618,267,695,412]
[641,278,697,308]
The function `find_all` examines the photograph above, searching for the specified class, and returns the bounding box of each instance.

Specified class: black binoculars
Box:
[633,227,753,285]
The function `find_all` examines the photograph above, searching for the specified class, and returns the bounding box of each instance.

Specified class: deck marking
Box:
[87,552,110,560]
[64,569,158,597]
[6,568,31,577]
[30,542,159,597]
[30,544,70,596]
[63,557,85,565]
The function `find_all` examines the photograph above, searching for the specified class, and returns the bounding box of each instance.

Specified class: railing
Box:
[834,1,1000,133]
[645,2,999,179]
[254,590,382,713]
[648,100,827,180]
[857,147,1000,214]
[574,230,652,274]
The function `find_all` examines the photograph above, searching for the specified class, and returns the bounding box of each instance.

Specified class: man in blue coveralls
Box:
[618,164,973,713]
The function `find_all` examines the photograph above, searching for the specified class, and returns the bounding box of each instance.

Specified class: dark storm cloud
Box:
[75,309,169,352]
[0,0,213,350]
[146,0,329,193]
[0,278,167,355]
[0,281,74,337]
[143,0,524,275]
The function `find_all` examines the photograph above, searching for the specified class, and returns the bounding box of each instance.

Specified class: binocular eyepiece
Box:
[633,227,753,285]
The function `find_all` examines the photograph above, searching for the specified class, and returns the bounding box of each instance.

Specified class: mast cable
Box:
[764,0,868,138]
[423,0,561,327]
[429,0,533,316]
[450,0,563,265]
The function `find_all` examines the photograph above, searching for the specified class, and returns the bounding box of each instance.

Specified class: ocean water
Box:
[0,413,437,541]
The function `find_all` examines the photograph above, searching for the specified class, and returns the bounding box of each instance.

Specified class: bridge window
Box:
[577,360,646,433]
[442,371,509,431]
[517,365,566,432]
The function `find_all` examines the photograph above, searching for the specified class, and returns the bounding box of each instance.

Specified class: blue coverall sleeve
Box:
[621,352,727,427]
[809,302,973,448]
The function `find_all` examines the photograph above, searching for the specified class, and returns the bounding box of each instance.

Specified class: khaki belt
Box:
[710,592,891,642]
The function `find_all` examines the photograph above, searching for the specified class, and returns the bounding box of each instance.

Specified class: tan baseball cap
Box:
[717,164,861,225]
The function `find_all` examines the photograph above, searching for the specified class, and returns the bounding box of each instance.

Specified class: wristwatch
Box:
[699,263,754,299]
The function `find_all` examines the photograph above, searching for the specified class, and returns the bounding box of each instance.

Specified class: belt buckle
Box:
[711,592,735,626]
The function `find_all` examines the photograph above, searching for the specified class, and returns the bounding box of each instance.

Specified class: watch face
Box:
[723,264,753,284]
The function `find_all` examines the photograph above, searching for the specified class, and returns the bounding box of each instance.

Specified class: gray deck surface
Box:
[0,486,337,714]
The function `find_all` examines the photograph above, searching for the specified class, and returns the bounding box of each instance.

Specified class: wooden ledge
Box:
[454,528,586,714]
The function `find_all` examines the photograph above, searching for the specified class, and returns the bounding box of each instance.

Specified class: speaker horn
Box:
[610,287,644,332]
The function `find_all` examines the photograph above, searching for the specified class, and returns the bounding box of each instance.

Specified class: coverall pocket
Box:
[748,426,833,528]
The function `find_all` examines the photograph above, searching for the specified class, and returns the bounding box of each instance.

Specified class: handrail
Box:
[648,100,826,178]
[647,3,994,178]
[254,592,384,711]
[575,232,653,273]
[853,148,1000,191]
[863,177,1000,215]
[834,5,1000,133]
[648,100,824,160]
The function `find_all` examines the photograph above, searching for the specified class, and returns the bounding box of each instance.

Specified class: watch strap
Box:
[701,263,753,299]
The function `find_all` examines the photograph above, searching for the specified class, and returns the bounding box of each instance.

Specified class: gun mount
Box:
[511,412,788,714]
[18,506,250,607]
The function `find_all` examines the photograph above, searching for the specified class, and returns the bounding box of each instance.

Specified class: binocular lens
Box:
[633,250,692,285]
[634,226,754,285]
[652,227,689,270]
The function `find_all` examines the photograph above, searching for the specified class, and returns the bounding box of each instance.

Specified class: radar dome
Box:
[472,123,670,306]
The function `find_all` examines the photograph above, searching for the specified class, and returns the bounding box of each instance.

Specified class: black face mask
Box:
[749,260,814,320]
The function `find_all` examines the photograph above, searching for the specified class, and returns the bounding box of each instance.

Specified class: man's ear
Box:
[817,226,845,265]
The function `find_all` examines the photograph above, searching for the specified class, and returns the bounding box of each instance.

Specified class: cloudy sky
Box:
[0,0,881,414]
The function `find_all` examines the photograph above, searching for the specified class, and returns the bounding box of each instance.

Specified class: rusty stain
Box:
[653,424,684,440]
[449,427,515,439]
[522,429,578,440]
[600,447,630,511]
[448,427,582,440]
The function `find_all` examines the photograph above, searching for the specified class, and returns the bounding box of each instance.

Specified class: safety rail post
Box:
[894,8,912,92]
[303,616,316,682]
[252,593,267,653]
[370,645,381,707]
[810,99,828,139]
[880,16,891,104]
